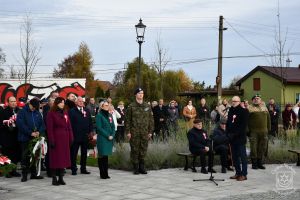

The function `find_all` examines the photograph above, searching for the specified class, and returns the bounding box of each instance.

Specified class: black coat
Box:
[0,107,19,147]
[226,105,249,145]
[187,127,209,154]
[153,105,169,125]
[197,105,210,121]
[69,107,93,142]
[211,127,229,151]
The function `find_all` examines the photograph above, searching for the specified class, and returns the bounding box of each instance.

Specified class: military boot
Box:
[251,159,258,170]
[139,161,147,174]
[133,164,139,175]
[257,159,266,170]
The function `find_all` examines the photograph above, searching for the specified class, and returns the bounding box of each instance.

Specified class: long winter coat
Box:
[96,110,115,156]
[16,104,45,142]
[46,109,73,169]
[69,107,93,142]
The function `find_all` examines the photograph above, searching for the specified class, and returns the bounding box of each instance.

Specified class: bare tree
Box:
[151,33,170,98]
[17,14,41,84]
[9,66,18,79]
[270,0,292,105]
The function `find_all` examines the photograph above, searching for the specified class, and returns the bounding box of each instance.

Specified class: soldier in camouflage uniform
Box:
[125,88,154,175]
[248,94,271,170]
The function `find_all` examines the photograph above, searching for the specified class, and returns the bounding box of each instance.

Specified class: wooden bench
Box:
[177,153,197,172]
[288,150,300,166]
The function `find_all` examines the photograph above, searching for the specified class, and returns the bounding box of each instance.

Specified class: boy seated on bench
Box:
[211,118,230,173]
[187,119,216,174]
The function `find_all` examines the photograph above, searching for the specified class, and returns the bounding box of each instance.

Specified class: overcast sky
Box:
[1,0,300,87]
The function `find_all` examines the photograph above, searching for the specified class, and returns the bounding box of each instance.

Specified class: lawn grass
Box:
[85,120,300,170]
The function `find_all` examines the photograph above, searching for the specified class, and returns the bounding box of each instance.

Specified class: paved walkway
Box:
[1,164,300,200]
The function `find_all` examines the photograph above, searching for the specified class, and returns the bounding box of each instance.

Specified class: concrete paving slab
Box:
[0,164,300,200]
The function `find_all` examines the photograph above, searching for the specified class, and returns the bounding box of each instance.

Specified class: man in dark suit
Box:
[152,99,169,141]
[227,96,249,181]
[69,96,93,175]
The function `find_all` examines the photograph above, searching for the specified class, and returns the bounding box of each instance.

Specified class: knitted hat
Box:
[29,98,40,110]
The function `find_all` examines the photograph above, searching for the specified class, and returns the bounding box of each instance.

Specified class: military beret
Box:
[134,88,143,95]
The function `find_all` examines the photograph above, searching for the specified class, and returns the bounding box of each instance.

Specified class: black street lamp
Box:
[135,18,146,88]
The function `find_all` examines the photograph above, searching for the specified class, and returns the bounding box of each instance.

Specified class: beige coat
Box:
[183,106,197,129]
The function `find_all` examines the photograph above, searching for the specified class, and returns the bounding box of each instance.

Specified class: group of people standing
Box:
[0,87,155,185]
[186,94,300,181]
[1,88,300,185]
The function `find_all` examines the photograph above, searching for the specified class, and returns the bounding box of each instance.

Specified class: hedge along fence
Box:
[86,120,300,170]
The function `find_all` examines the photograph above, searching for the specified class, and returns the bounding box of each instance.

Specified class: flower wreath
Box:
[28,136,47,176]
[0,155,16,176]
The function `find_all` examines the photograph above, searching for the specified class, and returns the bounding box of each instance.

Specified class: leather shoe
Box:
[81,170,91,174]
[237,175,247,181]
[230,174,239,179]
[30,174,44,179]
[71,171,77,175]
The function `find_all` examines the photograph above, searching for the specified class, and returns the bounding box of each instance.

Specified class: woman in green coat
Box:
[96,100,115,179]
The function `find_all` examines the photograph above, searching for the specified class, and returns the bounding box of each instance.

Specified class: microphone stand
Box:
[193,139,224,186]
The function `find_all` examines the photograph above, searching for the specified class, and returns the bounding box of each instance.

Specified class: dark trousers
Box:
[214,145,228,168]
[71,141,88,172]
[20,141,36,174]
[231,143,248,176]
[154,122,169,141]
[116,126,125,143]
[196,150,213,169]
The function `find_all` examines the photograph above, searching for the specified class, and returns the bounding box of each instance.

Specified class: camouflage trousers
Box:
[129,133,149,165]
[249,131,268,160]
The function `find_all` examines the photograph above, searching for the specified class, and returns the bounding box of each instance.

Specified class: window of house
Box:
[296,93,300,103]
[253,78,261,91]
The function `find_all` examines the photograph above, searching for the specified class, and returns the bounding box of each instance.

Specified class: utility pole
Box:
[286,57,292,67]
[217,15,227,102]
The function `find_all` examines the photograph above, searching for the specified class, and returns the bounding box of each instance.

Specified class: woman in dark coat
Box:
[46,97,73,186]
[96,100,115,179]
[282,104,297,130]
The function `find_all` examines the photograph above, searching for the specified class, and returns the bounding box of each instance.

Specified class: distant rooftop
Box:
[236,65,300,86]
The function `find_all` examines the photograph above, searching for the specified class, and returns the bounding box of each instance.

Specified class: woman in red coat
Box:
[46,97,73,186]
